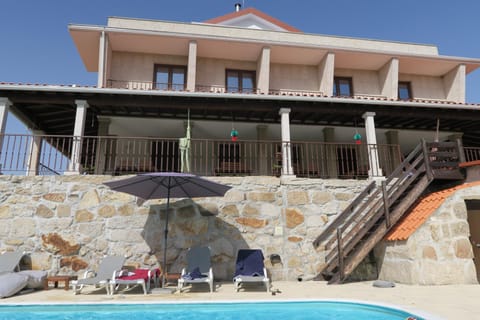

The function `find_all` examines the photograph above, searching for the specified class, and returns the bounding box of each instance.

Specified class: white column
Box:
[0,98,11,133]
[97,31,106,88]
[443,64,466,103]
[257,47,271,94]
[0,98,12,166]
[186,41,197,92]
[378,58,399,99]
[362,111,383,178]
[279,108,294,177]
[68,100,89,174]
[26,130,44,176]
[318,52,335,96]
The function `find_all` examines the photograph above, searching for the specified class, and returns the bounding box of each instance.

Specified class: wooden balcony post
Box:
[337,227,344,281]
[381,180,391,228]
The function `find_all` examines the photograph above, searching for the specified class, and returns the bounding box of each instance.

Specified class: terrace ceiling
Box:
[3,87,480,147]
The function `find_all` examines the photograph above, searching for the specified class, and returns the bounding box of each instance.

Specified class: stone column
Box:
[256,124,268,175]
[318,52,335,96]
[363,112,383,178]
[257,47,271,94]
[26,130,44,176]
[279,108,294,177]
[68,100,89,174]
[186,41,197,92]
[323,127,338,178]
[94,117,111,174]
[0,98,12,169]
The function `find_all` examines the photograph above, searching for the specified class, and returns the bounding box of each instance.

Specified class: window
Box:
[398,82,412,100]
[226,69,256,93]
[333,77,353,97]
[154,64,186,91]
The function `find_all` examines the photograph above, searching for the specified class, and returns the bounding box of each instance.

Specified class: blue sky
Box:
[2,0,480,132]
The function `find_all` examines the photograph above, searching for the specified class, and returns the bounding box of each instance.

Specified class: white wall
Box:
[270,63,319,91]
[196,57,257,89]
[335,68,382,96]
[110,52,188,84]
[399,74,445,100]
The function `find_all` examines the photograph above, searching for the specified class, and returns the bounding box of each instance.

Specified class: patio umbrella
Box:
[103,172,231,288]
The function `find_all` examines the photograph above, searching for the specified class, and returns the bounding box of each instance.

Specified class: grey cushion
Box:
[18,270,48,289]
[373,280,395,288]
[0,273,28,298]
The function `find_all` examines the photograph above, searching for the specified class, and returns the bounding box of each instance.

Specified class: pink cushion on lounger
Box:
[118,269,158,282]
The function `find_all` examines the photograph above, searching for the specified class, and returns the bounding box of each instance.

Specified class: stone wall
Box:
[0,175,368,281]
[375,185,480,285]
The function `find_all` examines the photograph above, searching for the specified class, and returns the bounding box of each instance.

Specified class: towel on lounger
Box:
[182,267,206,280]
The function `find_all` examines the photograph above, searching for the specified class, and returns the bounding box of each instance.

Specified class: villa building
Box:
[0,5,479,285]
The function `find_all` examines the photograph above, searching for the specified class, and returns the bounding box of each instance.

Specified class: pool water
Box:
[0,301,424,320]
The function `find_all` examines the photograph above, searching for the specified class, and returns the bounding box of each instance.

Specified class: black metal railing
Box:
[0,134,402,177]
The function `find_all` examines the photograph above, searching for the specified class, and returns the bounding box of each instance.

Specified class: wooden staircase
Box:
[313,139,465,284]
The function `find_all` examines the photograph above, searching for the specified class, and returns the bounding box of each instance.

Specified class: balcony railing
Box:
[0,134,403,178]
[464,147,480,162]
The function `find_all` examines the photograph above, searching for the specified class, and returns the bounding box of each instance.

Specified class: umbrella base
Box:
[151,287,175,294]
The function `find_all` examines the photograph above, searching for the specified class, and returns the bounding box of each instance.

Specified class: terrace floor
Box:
[1,280,478,319]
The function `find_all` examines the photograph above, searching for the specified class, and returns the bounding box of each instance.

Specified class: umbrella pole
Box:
[162,180,171,288]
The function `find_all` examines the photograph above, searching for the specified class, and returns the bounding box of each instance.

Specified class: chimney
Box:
[234,3,242,12]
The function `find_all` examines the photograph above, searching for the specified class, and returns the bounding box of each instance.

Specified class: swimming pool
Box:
[0,301,424,320]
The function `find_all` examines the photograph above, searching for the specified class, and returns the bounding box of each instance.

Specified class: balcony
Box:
[0,134,404,178]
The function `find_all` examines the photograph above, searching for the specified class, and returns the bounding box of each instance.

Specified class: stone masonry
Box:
[0,175,368,281]
[376,185,480,285]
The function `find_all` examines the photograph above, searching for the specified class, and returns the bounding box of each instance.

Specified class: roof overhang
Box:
[2,84,480,146]
[69,21,480,75]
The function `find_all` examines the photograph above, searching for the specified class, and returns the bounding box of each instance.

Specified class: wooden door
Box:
[466,200,480,282]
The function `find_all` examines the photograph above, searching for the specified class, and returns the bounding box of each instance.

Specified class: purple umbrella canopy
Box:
[103,172,231,289]
[103,172,231,200]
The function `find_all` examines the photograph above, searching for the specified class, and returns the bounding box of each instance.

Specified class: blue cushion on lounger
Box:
[234,249,265,277]
[0,272,28,298]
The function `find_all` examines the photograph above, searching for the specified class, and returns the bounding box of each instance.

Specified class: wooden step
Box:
[432,169,464,180]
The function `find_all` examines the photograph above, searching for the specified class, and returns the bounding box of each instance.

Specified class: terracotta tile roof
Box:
[204,7,302,33]
[385,181,480,241]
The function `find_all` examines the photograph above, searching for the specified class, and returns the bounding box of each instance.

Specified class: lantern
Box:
[230,129,239,142]
[353,132,362,145]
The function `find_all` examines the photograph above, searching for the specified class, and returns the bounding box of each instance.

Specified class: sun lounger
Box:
[178,246,214,292]
[71,255,125,295]
[110,268,159,295]
[0,272,29,298]
[233,249,270,292]
[0,251,24,275]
